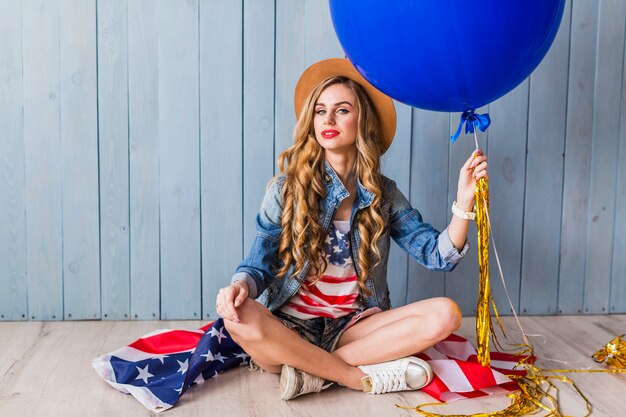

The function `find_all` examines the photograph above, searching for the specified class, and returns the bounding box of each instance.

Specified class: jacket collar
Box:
[323,160,375,209]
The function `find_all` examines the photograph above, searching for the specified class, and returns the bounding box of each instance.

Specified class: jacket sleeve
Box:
[386,182,469,271]
[230,178,284,298]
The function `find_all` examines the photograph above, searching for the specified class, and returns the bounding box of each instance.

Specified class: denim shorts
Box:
[273,307,381,352]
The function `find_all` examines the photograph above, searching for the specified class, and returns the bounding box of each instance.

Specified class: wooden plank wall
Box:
[0,0,624,321]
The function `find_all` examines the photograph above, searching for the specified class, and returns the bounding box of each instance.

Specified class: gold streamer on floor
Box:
[398,357,626,417]
[592,335,626,369]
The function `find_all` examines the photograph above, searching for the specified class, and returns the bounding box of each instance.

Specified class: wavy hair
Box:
[275,76,386,295]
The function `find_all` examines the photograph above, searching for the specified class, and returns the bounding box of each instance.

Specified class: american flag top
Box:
[92,319,530,413]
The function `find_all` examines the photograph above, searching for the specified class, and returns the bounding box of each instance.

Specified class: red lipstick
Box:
[321,129,339,139]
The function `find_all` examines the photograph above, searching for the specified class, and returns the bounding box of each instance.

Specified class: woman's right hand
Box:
[216,280,249,323]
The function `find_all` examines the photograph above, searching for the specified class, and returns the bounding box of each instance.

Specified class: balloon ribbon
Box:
[450,110,491,143]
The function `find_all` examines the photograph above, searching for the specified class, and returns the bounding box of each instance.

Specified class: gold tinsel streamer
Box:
[592,335,626,369]
[398,155,626,417]
[475,176,502,366]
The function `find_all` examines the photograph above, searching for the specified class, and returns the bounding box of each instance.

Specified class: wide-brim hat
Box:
[294,58,396,154]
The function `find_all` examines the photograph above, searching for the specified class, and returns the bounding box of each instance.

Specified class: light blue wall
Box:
[1,0,624,320]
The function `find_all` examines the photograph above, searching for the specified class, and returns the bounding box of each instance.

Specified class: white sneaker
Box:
[280,364,332,400]
[358,356,433,394]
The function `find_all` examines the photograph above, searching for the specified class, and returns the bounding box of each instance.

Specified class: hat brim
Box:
[294,58,396,154]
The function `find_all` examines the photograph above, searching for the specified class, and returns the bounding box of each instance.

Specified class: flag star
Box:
[177,359,189,375]
[209,326,227,344]
[333,245,341,253]
[335,230,344,239]
[194,373,205,384]
[152,354,169,364]
[212,371,220,378]
[174,382,184,394]
[325,235,332,245]
[135,364,154,384]
[200,350,215,362]
[214,352,227,363]
[235,352,249,366]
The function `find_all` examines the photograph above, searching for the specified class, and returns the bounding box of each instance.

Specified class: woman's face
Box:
[313,83,359,154]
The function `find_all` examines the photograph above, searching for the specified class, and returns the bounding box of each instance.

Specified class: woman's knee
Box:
[222,298,272,343]
[410,297,461,340]
[431,297,462,334]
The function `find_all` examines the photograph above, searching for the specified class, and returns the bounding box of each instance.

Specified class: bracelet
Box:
[452,200,476,221]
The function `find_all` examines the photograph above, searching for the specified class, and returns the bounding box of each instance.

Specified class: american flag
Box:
[92,319,248,412]
[93,320,529,413]
[417,333,531,401]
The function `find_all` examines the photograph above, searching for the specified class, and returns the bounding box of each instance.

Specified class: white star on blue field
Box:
[323,223,352,266]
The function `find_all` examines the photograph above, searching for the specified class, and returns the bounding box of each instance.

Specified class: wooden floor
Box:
[0,315,624,417]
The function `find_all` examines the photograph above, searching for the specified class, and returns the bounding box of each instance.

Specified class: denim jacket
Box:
[231,161,469,312]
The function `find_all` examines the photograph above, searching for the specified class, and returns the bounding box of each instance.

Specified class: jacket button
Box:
[324,175,331,183]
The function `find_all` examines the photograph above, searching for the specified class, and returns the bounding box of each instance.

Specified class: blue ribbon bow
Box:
[450,110,491,143]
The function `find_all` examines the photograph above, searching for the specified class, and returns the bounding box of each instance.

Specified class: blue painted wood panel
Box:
[0,0,28,321]
[98,0,131,320]
[1,0,625,320]
[559,0,598,315]
[488,80,528,315]
[611,41,626,313]
[128,0,161,320]
[158,0,202,320]
[22,0,64,321]
[583,0,625,314]
[520,0,571,315]
[59,0,101,321]
[200,0,244,320]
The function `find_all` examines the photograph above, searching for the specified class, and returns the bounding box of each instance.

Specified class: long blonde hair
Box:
[275,76,386,295]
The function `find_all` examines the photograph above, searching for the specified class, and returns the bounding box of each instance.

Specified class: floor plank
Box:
[0,316,624,417]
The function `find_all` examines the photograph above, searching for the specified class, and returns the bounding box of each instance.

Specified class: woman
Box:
[215,58,488,400]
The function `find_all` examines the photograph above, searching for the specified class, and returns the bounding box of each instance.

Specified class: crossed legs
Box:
[223,296,461,391]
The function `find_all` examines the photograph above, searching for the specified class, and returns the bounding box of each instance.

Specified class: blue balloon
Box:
[329,0,566,112]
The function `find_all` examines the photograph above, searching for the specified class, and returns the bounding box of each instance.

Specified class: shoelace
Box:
[248,359,263,372]
[297,371,326,395]
[368,368,407,394]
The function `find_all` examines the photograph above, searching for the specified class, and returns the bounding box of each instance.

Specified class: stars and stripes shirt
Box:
[279,220,362,320]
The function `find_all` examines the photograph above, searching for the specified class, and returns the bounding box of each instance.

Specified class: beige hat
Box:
[294,58,397,153]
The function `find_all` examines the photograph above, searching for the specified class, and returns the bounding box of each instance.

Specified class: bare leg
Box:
[223,298,365,390]
[332,297,462,366]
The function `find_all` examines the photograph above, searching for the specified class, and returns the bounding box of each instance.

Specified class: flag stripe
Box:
[284,303,349,318]
[129,330,204,354]
[305,283,359,305]
[429,360,474,392]
[455,360,497,390]
[319,274,358,284]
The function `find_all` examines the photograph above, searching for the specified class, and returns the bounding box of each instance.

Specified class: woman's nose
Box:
[324,115,335,125]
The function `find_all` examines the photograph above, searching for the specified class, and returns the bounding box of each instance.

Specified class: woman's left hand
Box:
[456,148,488,211]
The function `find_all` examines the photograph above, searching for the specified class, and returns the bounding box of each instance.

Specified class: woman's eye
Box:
[337,108,349,114]
[316,109,326,115]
